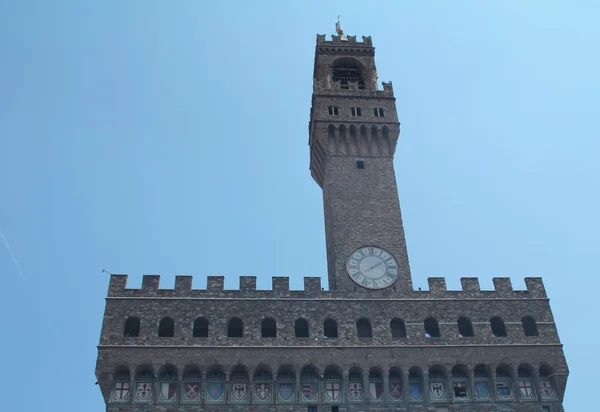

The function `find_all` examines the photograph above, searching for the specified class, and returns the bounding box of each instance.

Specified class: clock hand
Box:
[365,261,383,272]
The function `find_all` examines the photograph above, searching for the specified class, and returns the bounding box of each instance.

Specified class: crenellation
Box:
[272,276,290,293]
[460,277,481,292]
[316,34,373,46]
[525,277,547,297]
[493,277,513,292]
[207,276,224,291]
[108,274,128,296]
[303,276,322,292]
[239,276,257,291]
[174,275,192,291]
[427,277,447,293]
[141,275,160,291]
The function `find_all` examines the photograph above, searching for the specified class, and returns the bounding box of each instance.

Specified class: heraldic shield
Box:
[206,382,225,403]
[231,383,248,403]
[540,381,556,400]
[475,381,490,399]
[430,382,446,400]
[519,379,535,399]
[159,382,177,403]
[389,381,402,400]
[254,382,272,403]
[278,382,295,402]
[302,382,318,402]
[409,382,423,401]
[348,382,363,401]
[135,382,153,403]
[325,382,342,402]
[182,382,201,403]
[369,382,383,400]
[110,381,130,402]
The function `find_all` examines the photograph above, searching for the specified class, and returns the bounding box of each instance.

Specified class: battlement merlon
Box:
[316,34,373,46]
[106,274,548,299]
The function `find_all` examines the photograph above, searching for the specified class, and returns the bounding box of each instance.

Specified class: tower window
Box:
[356,160,364,169]
[158,317,174,337]
[374,108,384,117]
[124,317,140,337]
[193,317,209,337]
[295,318,309,338]
[351,107,362,117]
[328,106,339,116]
[228,317,244,337]
[261,317,277,338]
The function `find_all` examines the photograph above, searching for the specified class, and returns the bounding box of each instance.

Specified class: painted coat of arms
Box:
[206,382,225,402]
[348,382,363,401]
[409,382,423,400]
[302,382,318,402]
[183,382,201,402]
[389,381,402,400]
[540,381,555,399]
[159,382,177,403]
[135,382,153,402]
[278,383,295,402]
[369,382,383,400]
[430,382,446,400]
[519,379,535,399]
[255,382,272,402]
[475,381,490,399]
[110,381,129,402]
[325,382,341,401]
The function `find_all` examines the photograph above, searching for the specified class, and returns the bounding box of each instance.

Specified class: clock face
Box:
[346,246,398,289]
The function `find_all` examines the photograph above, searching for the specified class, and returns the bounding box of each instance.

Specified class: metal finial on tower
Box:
[335,14,344,35]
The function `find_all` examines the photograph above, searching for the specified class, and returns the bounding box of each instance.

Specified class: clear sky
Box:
[1,1,598,410]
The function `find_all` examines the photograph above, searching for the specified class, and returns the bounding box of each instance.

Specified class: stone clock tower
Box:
[308,33,411,292]
[96,24,568,412]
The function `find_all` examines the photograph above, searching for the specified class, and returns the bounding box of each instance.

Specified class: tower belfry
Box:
[95,28,568,412]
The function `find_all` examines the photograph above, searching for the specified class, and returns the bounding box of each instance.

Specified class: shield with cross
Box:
[519,379,534,398]
[111,381,130,402]
[325,382,341,401]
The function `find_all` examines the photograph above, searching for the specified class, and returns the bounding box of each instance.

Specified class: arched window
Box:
[230,366,249,404]
[518,364,537,400]
[522,316,538,336]
[324,366,343,403]
[182,367,202,403]
[158,366,178,404]
[451,365,469,401]
[368,368,383,400]
[324,318,338,338]
[332,61,364,89]
[356,318,372,338]
[389,367,403,400]
[496,365,514,400]
[261,317,277,338]
[348,367,363,401]
[424,317,440,337]
[490,316,507,337]
[428,366,447,402]
[124,317,140,337]
[158,317,174,337]
[474,364,491,400]
[457,316,474,337]
[390,318,406,338]
[539,365,556,400]
[295,318,309,338]
[408,367,423,401]
[193,317,208,337]
[228,317,243,338]
[206,369,226,403]
[135,367,155,404]
[300,366,320,402]
[110,367,131,403]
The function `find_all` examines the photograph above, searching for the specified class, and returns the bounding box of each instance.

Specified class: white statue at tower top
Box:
[335,14,348,41]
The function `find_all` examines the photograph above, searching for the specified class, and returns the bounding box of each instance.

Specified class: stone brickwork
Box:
[95,33,568,412]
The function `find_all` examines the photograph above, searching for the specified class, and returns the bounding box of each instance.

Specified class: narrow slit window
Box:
[328,106,339,116]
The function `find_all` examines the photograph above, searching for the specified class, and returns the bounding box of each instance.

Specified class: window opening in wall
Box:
[356,318,372,338]
[424,317,441,337]
[324,318,338,338]
[124,317,140,337]
[193,317,208,337]
[295,318,309,338]
[522,316,539,336]
[490,316,507,337]
[332,64,364,89]
[307,407,318,412]
[541,407,551,412]
[356,160,365,169]
[261,317,277,338]
[331,406,339,412]
[228,317,243,338]
[158,317,174,337]
[390,318,406,338]
[351,107,362,116]
[457,316,474,337]
[328,106,339,115]
[374,107,384,117]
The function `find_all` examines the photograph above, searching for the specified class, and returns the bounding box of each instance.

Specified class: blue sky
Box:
[1,1,598,410]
